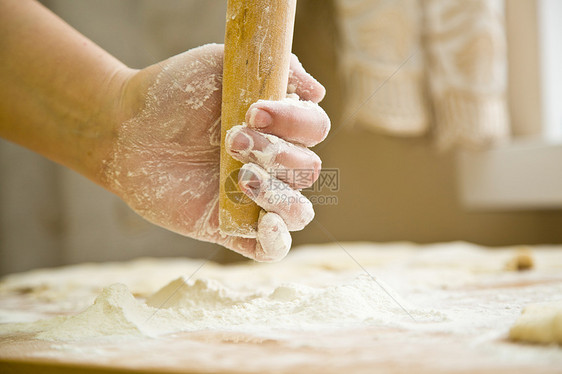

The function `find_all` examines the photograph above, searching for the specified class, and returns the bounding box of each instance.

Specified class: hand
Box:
[103,44,330,262]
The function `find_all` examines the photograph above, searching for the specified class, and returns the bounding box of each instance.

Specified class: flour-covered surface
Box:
[1,242,562,373]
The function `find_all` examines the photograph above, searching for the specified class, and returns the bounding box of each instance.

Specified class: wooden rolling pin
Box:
[219,0,297,237]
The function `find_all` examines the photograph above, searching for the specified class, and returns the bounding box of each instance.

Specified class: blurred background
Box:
[1,0,562,275]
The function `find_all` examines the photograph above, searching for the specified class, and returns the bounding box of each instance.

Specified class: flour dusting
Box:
[0,274,441,341]
[2,243,562,372]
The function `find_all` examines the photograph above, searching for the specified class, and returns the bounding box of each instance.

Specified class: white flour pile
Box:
[1,274,441,341]
[2,242,562,349]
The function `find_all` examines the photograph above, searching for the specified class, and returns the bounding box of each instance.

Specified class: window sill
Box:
[457,138,562,210]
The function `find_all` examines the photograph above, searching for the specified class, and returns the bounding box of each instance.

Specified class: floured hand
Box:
[102,44,330,262]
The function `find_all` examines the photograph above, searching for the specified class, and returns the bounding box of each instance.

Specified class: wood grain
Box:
[219,0,297,237]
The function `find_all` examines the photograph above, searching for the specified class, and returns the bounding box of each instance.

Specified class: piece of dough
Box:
[504,248,534,271]
[509,301,562,345]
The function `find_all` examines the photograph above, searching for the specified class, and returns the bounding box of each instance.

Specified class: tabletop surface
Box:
[1,241,561,374]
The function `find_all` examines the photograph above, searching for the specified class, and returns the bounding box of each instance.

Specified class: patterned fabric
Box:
[335,0,509,150]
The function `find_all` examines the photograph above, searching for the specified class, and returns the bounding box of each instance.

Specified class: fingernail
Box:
[248,107,273,129]
[238,167,261,198]
[225,126,252,154]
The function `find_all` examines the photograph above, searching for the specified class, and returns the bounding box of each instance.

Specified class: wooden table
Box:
[1,242,561,373]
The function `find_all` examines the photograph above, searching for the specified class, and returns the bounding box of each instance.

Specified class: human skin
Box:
[0,0,330,261]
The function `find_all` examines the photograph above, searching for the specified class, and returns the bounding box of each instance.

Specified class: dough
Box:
[509,301,562,345]
[504,248,534,271]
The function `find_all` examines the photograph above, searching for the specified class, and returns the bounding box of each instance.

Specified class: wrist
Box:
[91,66,138,190]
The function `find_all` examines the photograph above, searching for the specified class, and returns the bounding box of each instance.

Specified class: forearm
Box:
[0,0,133,183]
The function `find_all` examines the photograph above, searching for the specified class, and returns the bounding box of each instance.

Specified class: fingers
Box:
[221,53,325,262]
[238,163,314,231]
[225,125,321,189]
[256,212,291,261]
[288,54,326,103]
[219,212,291,263]
[245,98,330,147]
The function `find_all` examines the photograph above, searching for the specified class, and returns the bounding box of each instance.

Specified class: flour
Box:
[37,284,163,340]
[2,243,562,372]
[0,274,441,341]
[225,124,277,169]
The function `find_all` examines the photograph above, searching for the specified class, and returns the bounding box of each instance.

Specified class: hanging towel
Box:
[335,0,509,150]
[335,0,429,136]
